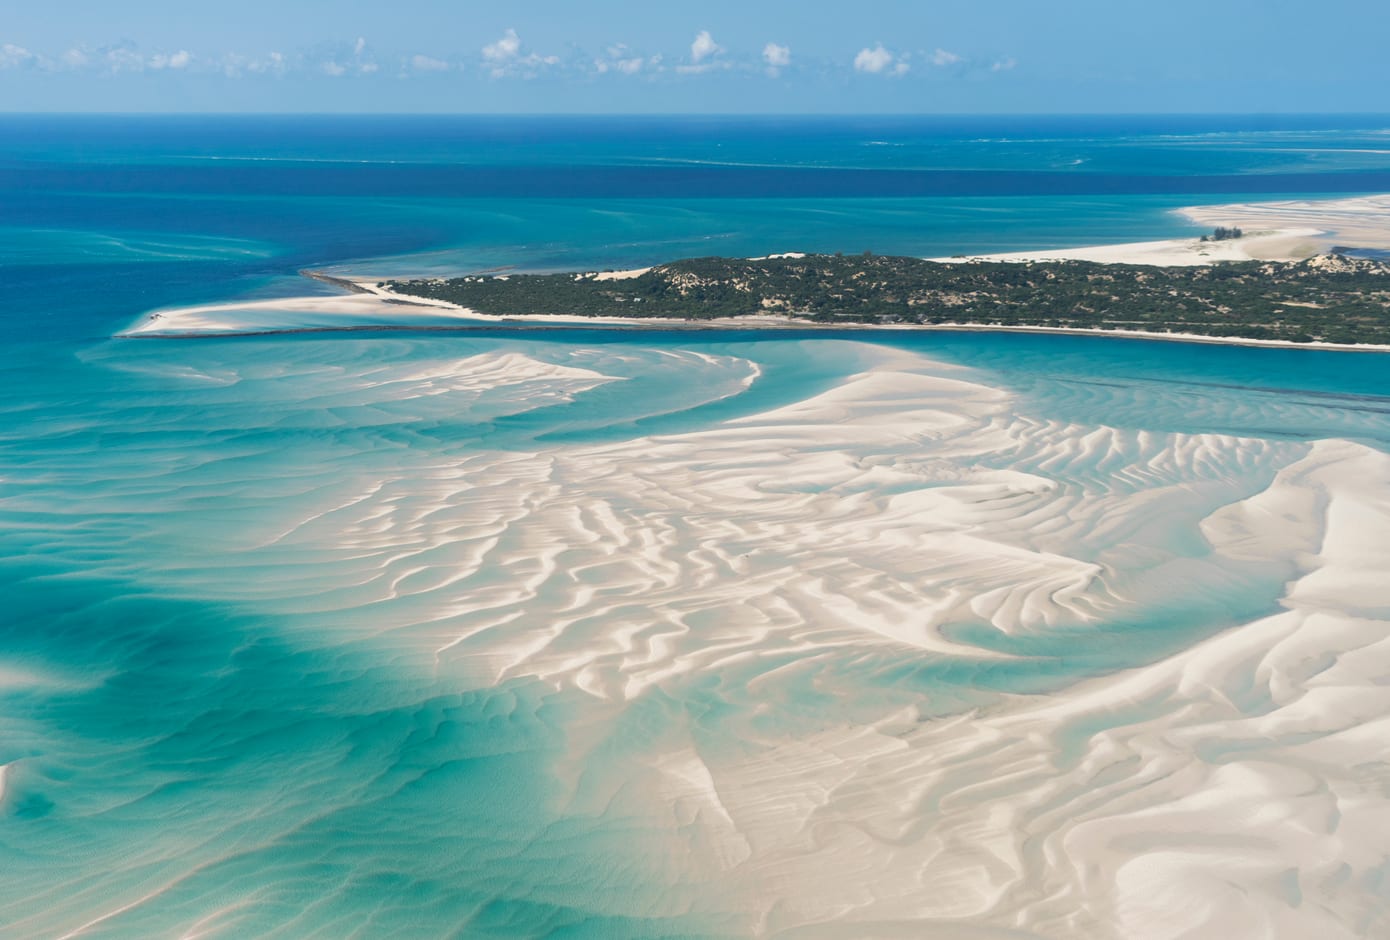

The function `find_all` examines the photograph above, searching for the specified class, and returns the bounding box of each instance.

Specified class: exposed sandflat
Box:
[150,343,1389,938]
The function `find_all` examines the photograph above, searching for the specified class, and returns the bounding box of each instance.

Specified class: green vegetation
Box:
[384,252,1390,346]
[1200,226,1244,242]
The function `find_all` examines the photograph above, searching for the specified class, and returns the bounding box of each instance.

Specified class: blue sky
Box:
[2,0,1387,113]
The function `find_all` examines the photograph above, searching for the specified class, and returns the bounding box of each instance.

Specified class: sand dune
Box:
[930,228,1325,266]
[1183,193,1390,252]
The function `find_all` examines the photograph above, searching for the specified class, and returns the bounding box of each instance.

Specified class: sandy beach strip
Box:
[928,227,1326,266]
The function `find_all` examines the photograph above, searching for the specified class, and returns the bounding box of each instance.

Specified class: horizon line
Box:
[5,110,1390,119]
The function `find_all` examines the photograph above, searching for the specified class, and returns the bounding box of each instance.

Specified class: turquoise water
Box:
[4,115,1390,937]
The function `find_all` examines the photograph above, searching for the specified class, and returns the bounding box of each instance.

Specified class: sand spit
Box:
[118,290,472,337]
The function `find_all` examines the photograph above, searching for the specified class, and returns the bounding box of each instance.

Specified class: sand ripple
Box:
[4,338,1388,937]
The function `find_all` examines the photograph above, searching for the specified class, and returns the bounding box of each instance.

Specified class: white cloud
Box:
[992,57,1017,72]
[690,30,720,64]
[259,51,287,75]
[483,28,521,64]
[763,42,790,68]
[321,61,347,77]
[0,43,35,69]
[14,41,298,77]
[893,61,911,76]
[853,44,894,74]
[595,43,652,76]
[103,46,148,73]
[480,28,557,77]
[149,50,191,70]
[597,55,647,75]
[410,54,449,72]
[225,51,288,78]
[354,37,367,57]
[676,31,729,75]
[30,42,211,75]
[930,48,961,67]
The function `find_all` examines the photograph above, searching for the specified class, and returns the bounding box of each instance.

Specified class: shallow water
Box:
[3,115,1390,938]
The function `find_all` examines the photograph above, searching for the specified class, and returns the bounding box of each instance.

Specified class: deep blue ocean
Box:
[4,115,1390,938]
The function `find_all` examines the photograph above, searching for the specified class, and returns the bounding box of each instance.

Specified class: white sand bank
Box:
[119,290,475,336]
[936,193,1390,266]
[931,227,1324,266]
[1183,193,1390,252]
[134,335,1390,936]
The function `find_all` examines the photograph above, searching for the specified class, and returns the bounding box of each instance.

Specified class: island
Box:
[379,251,1390,346]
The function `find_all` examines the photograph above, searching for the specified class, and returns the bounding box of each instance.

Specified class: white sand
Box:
[118,292,471,336]
[174,344,1390,935]
[593,267,652,281]
[931,227,1325,266]
[122,291,1390,353]
[936,193,1390,266]
[1183,193,1390,252]
[55,332,1390,935]
[66,194,1390,937]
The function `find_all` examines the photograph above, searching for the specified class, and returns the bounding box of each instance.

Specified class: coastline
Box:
[131,277,1390,354]
[364,295,1390,353]
[122,193,1390,352]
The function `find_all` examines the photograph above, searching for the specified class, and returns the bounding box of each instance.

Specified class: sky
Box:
[2,0,1388,114]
